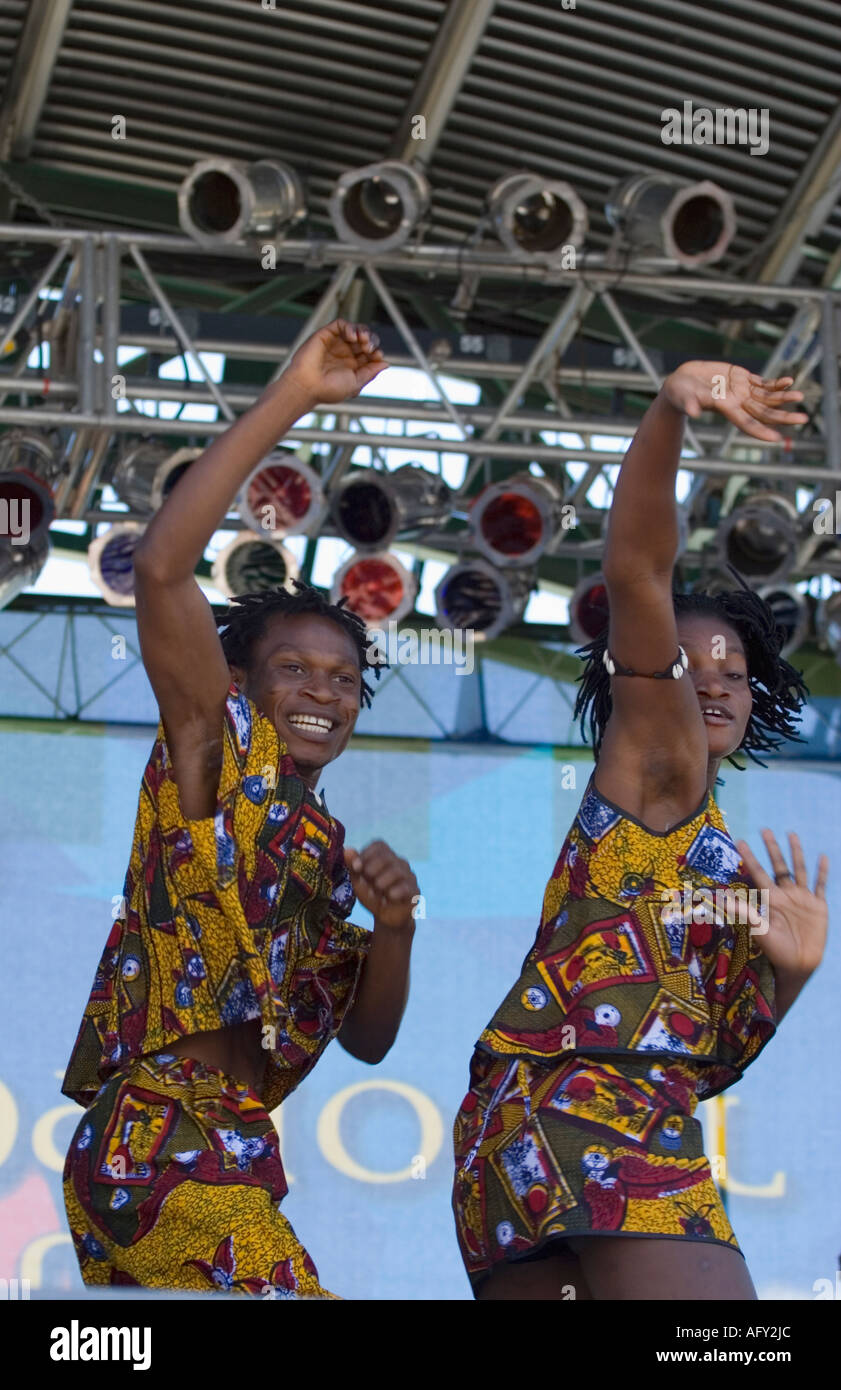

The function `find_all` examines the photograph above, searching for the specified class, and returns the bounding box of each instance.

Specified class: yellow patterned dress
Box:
[452,772,776,1294]
[62,683,372,1298]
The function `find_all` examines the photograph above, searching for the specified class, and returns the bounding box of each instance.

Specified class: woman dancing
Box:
[453,363,829,1300]
[62,320,420,1299]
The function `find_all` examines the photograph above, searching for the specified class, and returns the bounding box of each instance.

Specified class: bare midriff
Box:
[165,1018,268,1096]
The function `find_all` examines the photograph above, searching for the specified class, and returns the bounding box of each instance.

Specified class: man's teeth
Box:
[288,715,333,731]
[702,707,727,717]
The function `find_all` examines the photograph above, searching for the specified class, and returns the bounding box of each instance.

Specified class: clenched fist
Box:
[344,840,420,933]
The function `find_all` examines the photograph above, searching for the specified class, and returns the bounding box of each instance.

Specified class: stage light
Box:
[0,429,61,546]
[330,551,417,627]
[816,591,841,663]
[178,158,305,244]
[238,453,326,538]
[211,532,300,599]
[329,161,430,253]
[757,584,810,658]
[435,559,532,641]
[0,533,49,611]
[470,473,563,566]
[88,523,146,607]
[488,172,588,261]
[605,172,735,266]
[569,571,610,645]
[113,445,202,514]
[716,494,798,585]
[330,466,451,550]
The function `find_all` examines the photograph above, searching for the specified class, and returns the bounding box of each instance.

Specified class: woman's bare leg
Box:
[476,1249,593,1301]
[565,1235,757,1300]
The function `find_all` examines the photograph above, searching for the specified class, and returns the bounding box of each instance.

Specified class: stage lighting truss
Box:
[435,558,534,642]
[0,532,49,611]
[238,453,326,538]
[113,445,202,514]
[329,161,430,253]
[211,531,300,599]
[330,550,417,628]
[757,584,811,658]
[178,158,305,245]
[330,465,452,551]
[715,493,800,586]
[605,172,736,267]
[488,172,589,263]
[568,571,610,645]
[88,522,146,607]
[0,428,63,546]
[470,473,564,567]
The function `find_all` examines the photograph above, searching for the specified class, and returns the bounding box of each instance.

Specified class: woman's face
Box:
[675,613,753,761]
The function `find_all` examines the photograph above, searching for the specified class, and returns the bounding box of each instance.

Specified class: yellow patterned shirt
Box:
[478,772,776,1100]
[62,685,372,1112]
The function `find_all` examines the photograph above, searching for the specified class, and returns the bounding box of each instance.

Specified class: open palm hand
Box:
[735,829,829,978]
[664,362,809,442]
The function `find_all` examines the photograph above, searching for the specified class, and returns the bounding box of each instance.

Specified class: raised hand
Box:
[344,840,420,932]
[735,829,829,979]
[663,362,809,443]
[285,318,388,405]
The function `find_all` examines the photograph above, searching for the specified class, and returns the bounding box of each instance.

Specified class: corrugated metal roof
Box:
[5,0,841,286]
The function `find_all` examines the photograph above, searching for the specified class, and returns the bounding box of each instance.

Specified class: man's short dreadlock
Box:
[572,576,809,773]
[215,579,384,709]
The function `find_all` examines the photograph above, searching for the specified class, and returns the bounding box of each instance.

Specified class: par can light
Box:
[489,172,588,262]
[88,523,146,607]
[179,158,305,244]
[471,473,563,567]
[0,429,62,545]
[211,532,299,599]
[330,465,451,551]
[239,453,325,538]
[569,571,610,645]
[605,172,735,267]
[331,551,417,628]
[716,493,799,585]
[0,533,49,611]
[435,559,532,641]
[329,161,430,253]
[113,445,202,514]
[757,584,810,658]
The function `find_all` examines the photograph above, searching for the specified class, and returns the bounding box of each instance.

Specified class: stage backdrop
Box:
[1,718,839,1301]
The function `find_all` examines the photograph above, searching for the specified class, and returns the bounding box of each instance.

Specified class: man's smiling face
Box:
[230,611,362,787]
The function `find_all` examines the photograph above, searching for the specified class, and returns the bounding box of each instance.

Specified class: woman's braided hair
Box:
[215,579,384,708]
[572,575,809,771]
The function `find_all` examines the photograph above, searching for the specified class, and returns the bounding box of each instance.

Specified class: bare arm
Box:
[132,321,386,817]
[596,368,807,812]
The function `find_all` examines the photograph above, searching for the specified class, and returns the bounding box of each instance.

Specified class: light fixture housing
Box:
[0,533,49,611]
[211,531,300,599]
[488,172,588,262]
[569,571,610,645]
[716,493,799,585]
[757,584,811,658]
[435,559,533,641]
[113,445,202,514]
[88,523,146,607]
[469,473,563,567]
[238,453,326,538]
[178,158,305,244]
[605,172,736,267]
[330,550,418,627]
[0,429,62,546]
[329,161,430,253]
[816,591,841,663]
[330,465,451,551]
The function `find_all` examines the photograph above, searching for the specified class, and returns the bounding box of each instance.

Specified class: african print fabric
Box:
[64,1053,335,1297]
[62,683,372,1114]
[452,773,775,1290]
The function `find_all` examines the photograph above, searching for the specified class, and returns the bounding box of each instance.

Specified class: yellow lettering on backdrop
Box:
[722,1096,786,1197]
[317,1080,443,1183]
[32,1105,81,1172]
[20,1233,73,1288]
[0,1078,18,1166]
